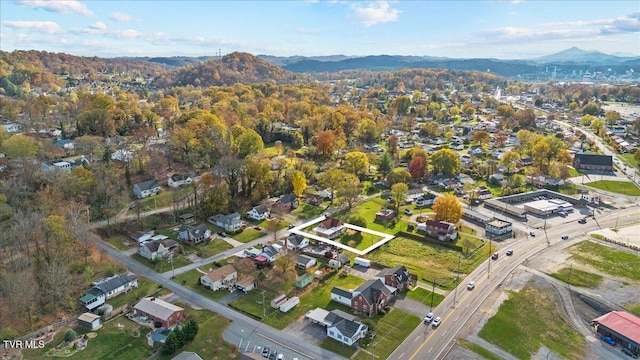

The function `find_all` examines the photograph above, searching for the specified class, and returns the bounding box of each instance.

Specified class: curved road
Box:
[390,205,640,360]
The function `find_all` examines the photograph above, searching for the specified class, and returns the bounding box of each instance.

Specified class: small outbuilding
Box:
[295,273,313,288]
[78,312,101,330]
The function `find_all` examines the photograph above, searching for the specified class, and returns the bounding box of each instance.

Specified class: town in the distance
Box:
[0,46,640,360]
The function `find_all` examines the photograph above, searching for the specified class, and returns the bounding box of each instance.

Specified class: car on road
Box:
[261,346,270,358]
[622,348,638,358]
[561,234,569,240]
[529,231,536,237]
[491,252,499,260]
[424,312,434,323]
[254,226,262,230]
[578,218,587,224]
[432,317,442,327]
[404,208,413,215]
[506,249,514,256]
[467,281,476,290]
[287,224,295,229]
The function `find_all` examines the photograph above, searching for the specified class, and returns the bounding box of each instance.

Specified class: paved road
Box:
[97,241,346,360]
[389,205,640,360]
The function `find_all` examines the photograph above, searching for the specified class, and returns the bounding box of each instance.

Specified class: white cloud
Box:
[2,20,62,34]
[107,29,143,39]
[89,21,107,30]
[14,0,93,17]
[352,1,401,27]
[109,12,133,22]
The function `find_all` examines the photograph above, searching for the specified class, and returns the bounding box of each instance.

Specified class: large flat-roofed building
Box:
[573,153,613,172]
[592,311,640,356]
[524,199,573,216]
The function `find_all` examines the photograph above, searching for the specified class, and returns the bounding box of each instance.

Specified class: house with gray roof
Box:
[178,224,211,245]
[79,273,138,310]
[208,212,242,232]
[133,179,160,199]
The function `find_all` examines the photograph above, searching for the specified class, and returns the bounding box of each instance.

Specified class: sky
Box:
[1,0,639,59]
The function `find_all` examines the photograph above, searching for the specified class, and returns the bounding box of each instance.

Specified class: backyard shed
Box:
[295,273,313,288]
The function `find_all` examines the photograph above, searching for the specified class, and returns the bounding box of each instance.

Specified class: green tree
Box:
[343,151,369,179]
[387,168,412,186]
[377,152,394,178]
[336,174,362,210]
[500,150,521,173]
[472,130,491,148]
[235,128,264,159]
[604,110,621,124]
[390,183,409,211]
[591,118,605,134]
[162,331,179,355]
[319,168,348,204]
[1,135,40,159]
[431,149,460,176]
[583,102,600,115]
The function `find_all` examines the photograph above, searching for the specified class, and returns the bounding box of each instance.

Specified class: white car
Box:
[467,281,476,290]
[404,208,413,215]
[432,317,442,327]
[424,312,434,323]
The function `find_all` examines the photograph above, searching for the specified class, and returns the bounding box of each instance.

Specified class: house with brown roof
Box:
[133,297,185,328]
[314,217,344,239]
[331,279,395,316]
[376,265,412,292]
[200,264,238,291]
[418,219,458,241]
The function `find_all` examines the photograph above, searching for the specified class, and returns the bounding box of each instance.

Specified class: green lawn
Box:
[109,277,168,309]
[158,307,237,359]
[352,309,421,360]
[567,241,640,281]
[620,154,640,168]
[229,274,365,329]
[549,267,603,288]
[25,320,155,360]
[367,236,491,290]
[584,180,640,196]
[291,202,327,220]
[106,234,137,251]
[478,284,585,359]
[337,229,386,251]
[319,338,358,358]
[624,302,640,317]
[457,339,503,360]
[173,269,234,301]
[182,239,234,258]
[405,286,445,308]
[567,167,581,178]
[134,186,193,212]
[345,197,407,233]
[131,254,191,273]
[233,228,265,243]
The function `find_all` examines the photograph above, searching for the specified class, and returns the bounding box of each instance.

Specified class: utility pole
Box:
[453,253,461,308]
[487,238,492,279]
[430,279,436,311]
[261,291,266,319]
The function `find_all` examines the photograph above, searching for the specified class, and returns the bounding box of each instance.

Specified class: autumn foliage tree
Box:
[315,130,336,158]
[291,171,307,197]
[408,156,427,181]
[432,194,463,224]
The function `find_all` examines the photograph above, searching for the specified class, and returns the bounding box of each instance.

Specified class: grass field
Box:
[352,309,421,360]
[346,197,408,233]
[367,236,491,289]
[567,241,640,281]
[229,274,365,329]
[233,228,265,243]
[109,278,168,309]
[624,302,640,317]
[549,267,604,288]
[158,307,236,359]
[183,239,234,258]
[405,286,445,308]
[106,234,137,251]
[132,253,191,273]
[478,284,585,359]
[584,180,640,196]
[458,339,503,360]
[620,154,640,168]
[291,202,327,219]
[319,338,358,358]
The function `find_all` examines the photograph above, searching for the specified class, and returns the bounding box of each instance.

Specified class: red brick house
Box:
[134,297,185,328]
[314,217,344,239]
[273,193,299,212]
[331,279,395,316]
[418,219,458,241]
[376,265,412,292]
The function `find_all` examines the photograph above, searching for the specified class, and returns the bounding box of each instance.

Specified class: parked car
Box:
[622,348,638,358]
[269,350,277,360]
[467,281,476,290]
[287,224,295,229]
[578,218,587,224]
[601,336,616,346]
[277,354,285,360]
[561,234,569,240]
[424,312,434,323]
[432,317,442,327]
[218,231,227,237]
[506,249,514,256]
[254,226,262,230]
[529,231,536,237]
[261,346,270,358]
[491,252,499,260]
[404,208,413,215]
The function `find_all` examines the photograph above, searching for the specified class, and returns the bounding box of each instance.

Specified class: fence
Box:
[0,317,77,351]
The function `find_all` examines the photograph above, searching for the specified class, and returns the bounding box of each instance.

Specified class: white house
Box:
[327,313,368,346]
[133,180,160,199]
[79,273,138,310]
[246,205,269,221]
[296,254,317,269]
[168,174,193,188]
[111,149,132,162]
[178,224,211,245]
[314,217,344,239]
[137,239,178,260]
[283,234,309,251]
[1,123,21,133]
[200,264,238,291]
[415,193,437,207]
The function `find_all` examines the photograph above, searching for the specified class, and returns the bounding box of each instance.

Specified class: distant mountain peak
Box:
[533,47,637,64]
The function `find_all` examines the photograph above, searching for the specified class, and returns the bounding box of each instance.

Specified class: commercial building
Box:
[524,199,573,216]
[573,153,613,172]
[485,219,513,237]
[592,311,640,356]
